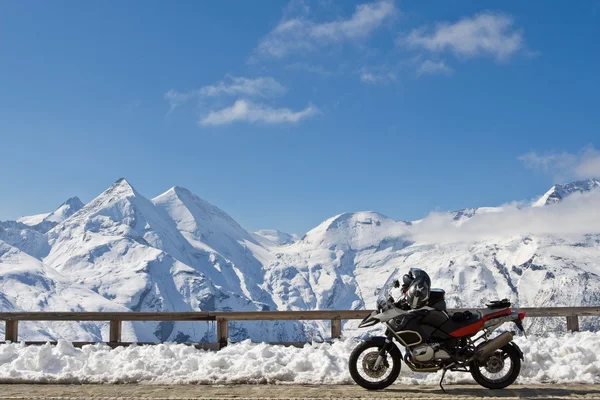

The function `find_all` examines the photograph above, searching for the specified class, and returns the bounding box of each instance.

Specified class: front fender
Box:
[362,336,387,346]
[360,335,402,356]
[509,342,524,360]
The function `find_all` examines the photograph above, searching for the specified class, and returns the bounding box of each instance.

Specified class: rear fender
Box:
[509,341,524,360]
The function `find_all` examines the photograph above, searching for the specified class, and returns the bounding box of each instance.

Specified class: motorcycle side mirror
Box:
[393,279,400,288]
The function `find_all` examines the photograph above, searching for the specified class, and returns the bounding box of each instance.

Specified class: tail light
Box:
[518,312,526,320]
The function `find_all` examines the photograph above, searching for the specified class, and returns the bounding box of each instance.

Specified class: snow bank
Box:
[0,332,598,384]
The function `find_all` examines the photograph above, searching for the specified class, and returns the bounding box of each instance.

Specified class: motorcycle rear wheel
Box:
[348,338,402,390]
[470,343,521,389]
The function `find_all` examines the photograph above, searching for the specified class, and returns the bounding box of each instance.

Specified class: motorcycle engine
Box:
[412,343,452,363]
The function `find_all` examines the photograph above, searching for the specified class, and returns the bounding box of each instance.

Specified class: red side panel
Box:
[449,320,484,337]
[449,308,512,338]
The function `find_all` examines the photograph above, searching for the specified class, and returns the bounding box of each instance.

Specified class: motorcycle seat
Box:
[440,311,483,337]
[449,310,479,322]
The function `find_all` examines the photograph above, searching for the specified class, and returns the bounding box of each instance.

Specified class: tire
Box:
[470,343,521,389]
[348,338,402,390]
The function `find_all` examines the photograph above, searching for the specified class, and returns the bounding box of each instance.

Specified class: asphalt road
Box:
[0,384,598,399]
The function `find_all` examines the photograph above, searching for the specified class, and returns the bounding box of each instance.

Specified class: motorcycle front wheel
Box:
[348,338,402,390]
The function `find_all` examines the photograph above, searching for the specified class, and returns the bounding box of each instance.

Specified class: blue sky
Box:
[1,0,600,234]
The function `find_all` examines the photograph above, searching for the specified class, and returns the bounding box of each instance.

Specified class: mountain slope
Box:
[0,239,128,341]
[0,219,50,259]
[152,186,276,307]
[265,212,410,311]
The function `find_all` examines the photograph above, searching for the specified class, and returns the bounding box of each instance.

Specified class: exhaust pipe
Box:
[476,331,514,361]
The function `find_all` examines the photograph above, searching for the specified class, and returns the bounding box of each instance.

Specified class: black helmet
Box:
[401,273,413,289]
[401,268,426,289]
[405,268,431,309]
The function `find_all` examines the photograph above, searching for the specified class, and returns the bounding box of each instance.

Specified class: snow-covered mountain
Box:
[17,196,84,233]
[1,177,599,341]
[44,197,84,223]
[0,219,50,259]
[0,239,128,341]
[43,179,303,342]
[450,207,504,225]
[17,213,49,226]
[532,178,600,207]
[253,229,299,246]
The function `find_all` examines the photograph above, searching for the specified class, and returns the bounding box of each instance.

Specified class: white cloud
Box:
[416,60,454,77]
[164,90,197,112]
[360,70,396,84]
[199,76,286,98]
[199,99,318,126]
[359,64,398,84]
[255,0,397,59]
[404,12,524,61]
[285,63,334,77]
[165,76,286,111]
[410,189,600,243]
[166,76,316,127]
[519,145,600,181]
[372,188,600,244]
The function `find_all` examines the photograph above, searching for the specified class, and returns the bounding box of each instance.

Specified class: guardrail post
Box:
[5,320,18,342]
[566,315,579,332]
[217,318,228,349]
[109,319,122,343]
[331,319,342,339]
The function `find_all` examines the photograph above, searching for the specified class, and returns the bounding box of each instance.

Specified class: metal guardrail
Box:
[1,307,598,349]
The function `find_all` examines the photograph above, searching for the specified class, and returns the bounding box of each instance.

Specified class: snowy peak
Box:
[324,212,391,232]
[152,186,250,242]
[299,211,408,250]
[17,196,85,233]
[532,178,600,207]
[45,197,84,223]
[100,177,138,200]
[65,178,147,227]
[162,186,242,228]
[49,178,195,262]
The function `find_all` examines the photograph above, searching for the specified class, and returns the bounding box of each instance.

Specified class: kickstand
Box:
[439,368,448,393]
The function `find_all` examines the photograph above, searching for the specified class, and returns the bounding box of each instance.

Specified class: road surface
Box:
[0,384,597,399]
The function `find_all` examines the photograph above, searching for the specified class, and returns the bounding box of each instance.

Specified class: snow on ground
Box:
[0,332,598,384]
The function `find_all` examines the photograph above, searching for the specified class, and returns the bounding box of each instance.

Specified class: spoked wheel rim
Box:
[476,349,515,383]
[356,348,395,383]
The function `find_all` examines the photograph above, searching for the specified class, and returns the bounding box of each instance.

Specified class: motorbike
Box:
[348,271,527,391]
